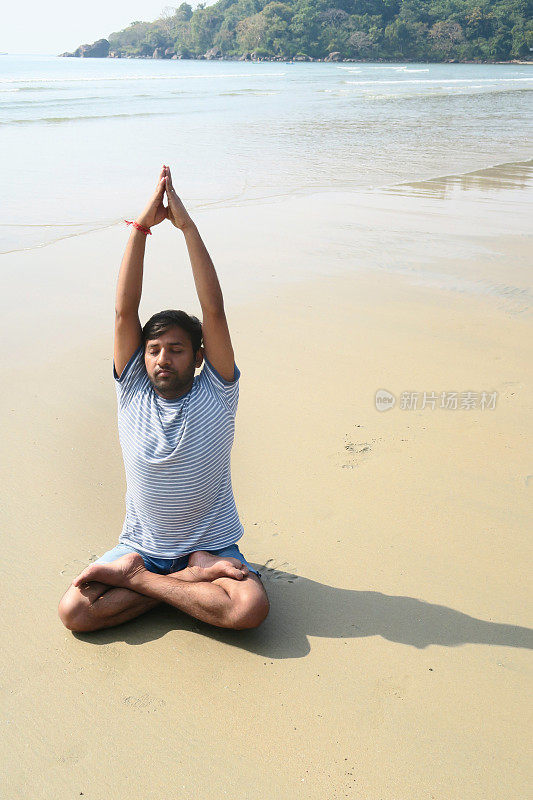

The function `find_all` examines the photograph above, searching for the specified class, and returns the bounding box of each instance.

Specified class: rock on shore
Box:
[60,39,110,58]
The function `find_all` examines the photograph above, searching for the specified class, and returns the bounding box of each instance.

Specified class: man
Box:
[58,165,270,633]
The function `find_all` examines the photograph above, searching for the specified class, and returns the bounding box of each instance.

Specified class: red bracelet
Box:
[124,219,152,235]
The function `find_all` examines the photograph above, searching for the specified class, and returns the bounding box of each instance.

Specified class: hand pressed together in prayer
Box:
[135,165,193,231]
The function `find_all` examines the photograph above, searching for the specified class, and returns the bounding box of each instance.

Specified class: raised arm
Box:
[165,166,236,382]
[114,168,167,377]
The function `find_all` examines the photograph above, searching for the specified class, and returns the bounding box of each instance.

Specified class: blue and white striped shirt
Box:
[114,347,244,557]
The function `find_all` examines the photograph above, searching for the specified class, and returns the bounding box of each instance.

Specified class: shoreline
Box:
[9,52,533,63]
[0,159,531,376]
[58,52,533,65]
[58,53,533,66]
[3,156,532,259]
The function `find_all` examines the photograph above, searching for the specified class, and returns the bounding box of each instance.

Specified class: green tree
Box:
[429,19,465,56]
[76,0,533,63]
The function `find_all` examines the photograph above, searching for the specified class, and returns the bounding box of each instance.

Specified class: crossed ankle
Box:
[167,565,207,582]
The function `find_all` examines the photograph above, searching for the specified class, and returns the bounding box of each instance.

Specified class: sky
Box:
[2,1,204,55]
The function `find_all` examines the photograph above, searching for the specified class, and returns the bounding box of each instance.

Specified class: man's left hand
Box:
[135,165,168,229]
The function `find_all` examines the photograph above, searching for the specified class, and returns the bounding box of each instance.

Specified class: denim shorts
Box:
[93,541,261,578]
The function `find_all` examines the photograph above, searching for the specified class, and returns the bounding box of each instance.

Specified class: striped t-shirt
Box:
[114,347,244,557]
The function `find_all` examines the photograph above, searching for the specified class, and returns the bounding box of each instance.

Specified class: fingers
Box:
[153,164,168,197]
[155,175,166,198]
[156,165,165,188]
[165,164,174,192]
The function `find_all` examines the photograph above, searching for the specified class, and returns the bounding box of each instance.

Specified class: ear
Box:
[195,348,204,369]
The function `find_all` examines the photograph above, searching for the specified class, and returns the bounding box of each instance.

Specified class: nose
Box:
[157,348,171,367]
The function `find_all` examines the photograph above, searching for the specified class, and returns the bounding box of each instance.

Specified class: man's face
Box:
[144,326,203,399]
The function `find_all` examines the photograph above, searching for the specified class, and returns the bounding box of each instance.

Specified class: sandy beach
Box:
[1,162,532,799]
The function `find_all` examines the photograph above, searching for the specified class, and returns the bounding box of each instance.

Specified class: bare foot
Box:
[187,550,250,581]
[72,553,146,589]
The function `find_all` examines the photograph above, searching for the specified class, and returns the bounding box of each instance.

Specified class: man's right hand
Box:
[135,166,168,229]
[164,165,194,231]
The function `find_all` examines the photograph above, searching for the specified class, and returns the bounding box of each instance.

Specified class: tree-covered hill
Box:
[62,0,533,62]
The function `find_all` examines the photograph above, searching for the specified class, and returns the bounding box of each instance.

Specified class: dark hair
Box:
[142,310,203,354]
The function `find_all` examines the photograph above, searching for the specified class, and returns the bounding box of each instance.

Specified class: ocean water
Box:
[0,54,532,253]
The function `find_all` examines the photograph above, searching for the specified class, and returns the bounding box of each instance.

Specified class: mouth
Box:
[156,369,173,379]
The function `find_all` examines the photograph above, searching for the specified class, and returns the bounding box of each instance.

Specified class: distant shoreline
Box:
[57,54,533,65]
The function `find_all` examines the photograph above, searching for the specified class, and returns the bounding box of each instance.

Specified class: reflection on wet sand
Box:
[357,158,533,313]
[383,159,533,199]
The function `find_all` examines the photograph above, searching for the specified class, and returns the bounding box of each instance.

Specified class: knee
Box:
[230,589,270,630]
[58,588,93,632]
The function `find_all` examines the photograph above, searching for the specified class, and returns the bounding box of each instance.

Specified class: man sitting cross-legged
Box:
[58,165,269,633]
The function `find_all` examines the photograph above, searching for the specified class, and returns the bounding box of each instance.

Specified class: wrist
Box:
[181,217,196,234]
[130,226,149,238]
[125,219,152,237]
[135,218,152,230]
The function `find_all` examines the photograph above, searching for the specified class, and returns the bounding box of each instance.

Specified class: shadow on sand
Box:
[75,564,533,657]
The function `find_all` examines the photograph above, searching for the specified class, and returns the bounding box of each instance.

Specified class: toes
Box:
[73,564,102,587]
[224,559,248,579]
[219,563,244,580]
[72,570,90,587]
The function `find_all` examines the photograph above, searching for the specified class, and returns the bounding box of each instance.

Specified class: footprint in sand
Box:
[123,693,166,713]
[57,750,80,766]
[59,558,91,576]
[59,553,98,575]
[260,558,299,584]
[341,430,381,470]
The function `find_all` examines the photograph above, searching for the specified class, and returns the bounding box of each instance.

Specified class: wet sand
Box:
[1,162,532,799]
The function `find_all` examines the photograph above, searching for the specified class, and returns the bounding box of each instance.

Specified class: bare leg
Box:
[59,564,204,632]
[70,553,269,630]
